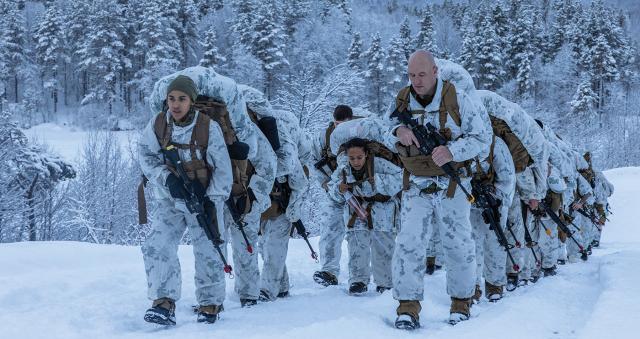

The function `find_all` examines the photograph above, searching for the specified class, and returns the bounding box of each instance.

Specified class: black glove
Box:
[235,188,256,214]
[166,173,188,200]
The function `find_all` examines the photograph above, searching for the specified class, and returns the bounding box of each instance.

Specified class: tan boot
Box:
[485,281,503,302]
[449,297,471,325]
[472,284,482,303]
[395,300,421,330]
[196,304,223,324]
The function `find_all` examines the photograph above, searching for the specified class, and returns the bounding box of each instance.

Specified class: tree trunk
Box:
[26,175,39,242]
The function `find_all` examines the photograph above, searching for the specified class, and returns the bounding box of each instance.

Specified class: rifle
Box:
[225,198,254,253]
[540,203,586,255]
[290,220,319,262]
[471,180,519,272]
[273,178,319,262]
[314,156,334,179]
[162,146,233,275]
[574,206,604,231]
[390,108,475,203]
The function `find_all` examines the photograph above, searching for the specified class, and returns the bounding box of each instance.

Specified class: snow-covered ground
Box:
[1,161,637,339]
[22,123,138,164]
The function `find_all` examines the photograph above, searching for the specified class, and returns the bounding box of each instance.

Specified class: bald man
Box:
[386,50,492,329]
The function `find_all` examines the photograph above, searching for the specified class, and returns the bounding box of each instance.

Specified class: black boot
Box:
[375,286,391,294]
[580,251,589,261]
[395,314,420,330]
[506,274,518,292]
[591,240,600,248]
[144,298,176,326]
[276,291,289,298]
[542,266,557,277]
[196,304,223,324]
[240,298,257,308]
[557,259,566,265]
[348,282,368,295]
[313,271,338,287]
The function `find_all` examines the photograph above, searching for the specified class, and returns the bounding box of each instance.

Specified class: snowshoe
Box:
[376,286,391,294]
[144,298,176,326]
[557,259,566,265]
[348,282,368,295]
[240,298,257,308]
[542,266,557,277]
[518,279,529,287]
[196,304,223,324]
[591,240,600,248]
[529,274,540,284]
[395,314,420,330]
[313,271,338,287]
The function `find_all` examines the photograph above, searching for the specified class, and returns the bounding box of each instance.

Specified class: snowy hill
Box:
[1,167,638,339]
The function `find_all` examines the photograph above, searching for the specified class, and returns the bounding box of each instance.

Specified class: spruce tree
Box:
[0,1,28,103]
[386,37,407,96]
[570,74,598,117]
[475,14,505,91]
[200,27,225,68]
[414,6,438,56]
[363,32,386,115]
[34,3,66,113]
[399,16,412,60]
[347,32,363,70]
[250,0,288,100]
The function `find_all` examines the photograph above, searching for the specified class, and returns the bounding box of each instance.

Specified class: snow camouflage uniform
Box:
[592,170,614,244]
[240,86,308,301]
[539,164,566,270]
[139,109,232,309]
[566,164,594,262]
[469,137,515,297]
[478,90,549,284]
[149,69,277,304]
[387,77,492,323]
[327,156,402,290]
[309,122,349,281]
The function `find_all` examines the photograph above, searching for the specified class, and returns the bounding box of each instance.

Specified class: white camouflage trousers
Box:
[259,214,290,300]
[346,228,395,287]
[535,217,560,269]
[392,181,476,301]
[470,204,509,287]
[142,198,227,306]
[521,211,541,280]
[506,195,525,276]
[224,206,261,300]
[319,200,345,276]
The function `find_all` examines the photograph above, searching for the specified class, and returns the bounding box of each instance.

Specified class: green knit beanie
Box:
[167,75,198,102]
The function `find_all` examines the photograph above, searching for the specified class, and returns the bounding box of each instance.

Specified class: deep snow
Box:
[1,165,637,338]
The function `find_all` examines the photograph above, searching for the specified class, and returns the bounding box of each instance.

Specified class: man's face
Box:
[408,58,438,96]
[167,90,192,121]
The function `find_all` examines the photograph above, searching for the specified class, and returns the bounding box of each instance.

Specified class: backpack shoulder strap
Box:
[439,80,462,129]
[395,86,411,112]
[191,112,211,162]
[153,112,171,148]
[324,121,336,155]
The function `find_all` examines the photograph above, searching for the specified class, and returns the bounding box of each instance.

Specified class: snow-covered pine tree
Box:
[77,0,129,115]
[492,3,509,50]
[364,32,387,116]
[231,0,256,48]
[387,37,408,98]
[65,1,92,103]
[200,27,225,69]
[458,10,480,83]
[251,0,288,100]
[347,32,363,70]
[570,73,598,117]
[132,0,181,101]
[34,2,66,113]
[475,12,505,91]
[414,6,439,56]
[174,0,201,68]
[507,5,537,98]
[584,0,619,113]
[0,0,28,103]
[399,16,412,60]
